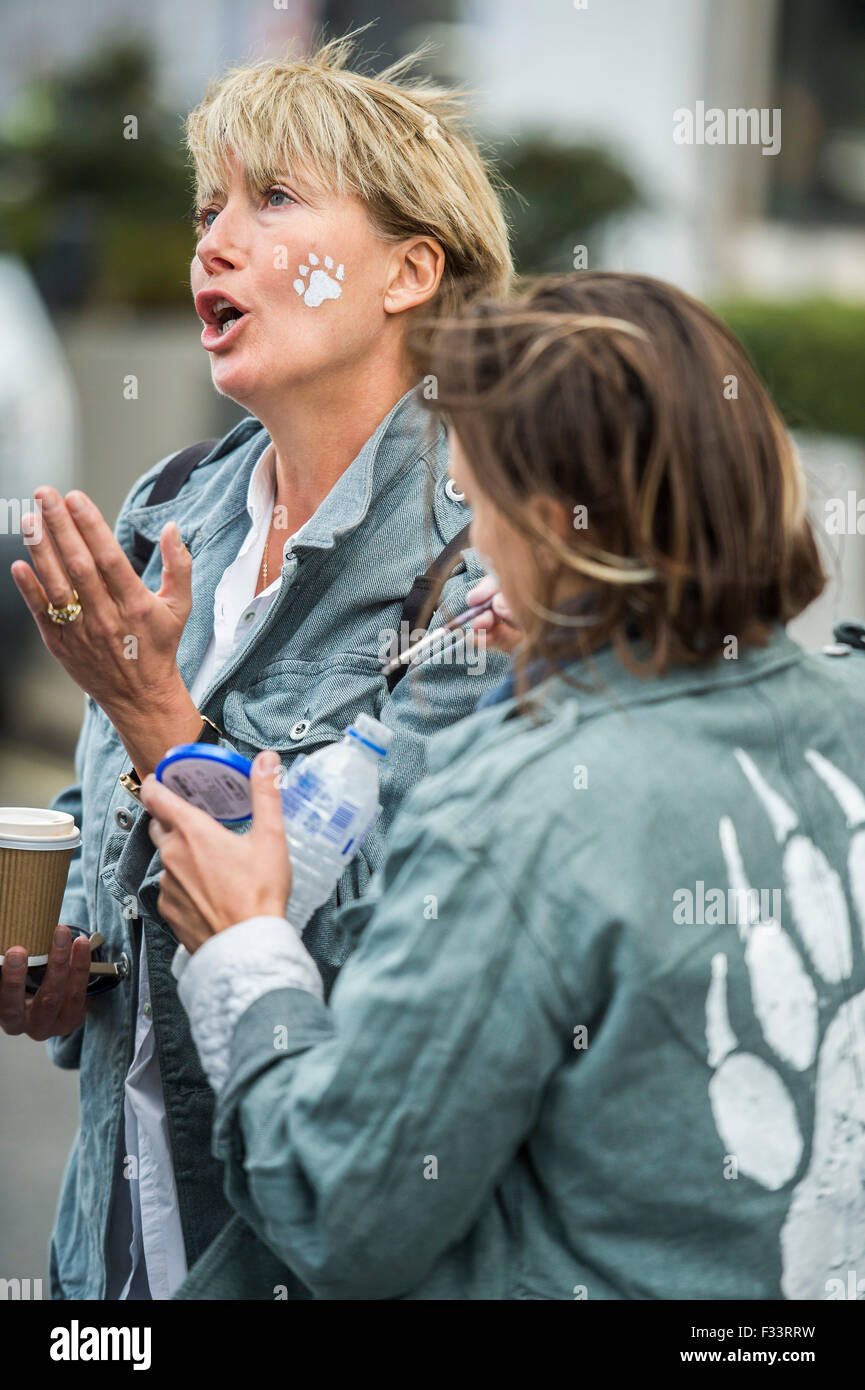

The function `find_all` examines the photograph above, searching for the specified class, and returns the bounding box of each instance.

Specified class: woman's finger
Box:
[148,816,169,848]
[33,489,111,619]
[156,522,193,623]
[491,592,516,624]
[466,573,499,605]
[28,926,75,1037]
[469,592,516,631]
[157,874,201,945]
[54,935,92,1036]
[10,559,68,645]
[0,947,29,1035]
[157,876,182,933]
[21,503,78,610]
[469,599,522,654]
[250,751,290,849]
[65,490,147,608]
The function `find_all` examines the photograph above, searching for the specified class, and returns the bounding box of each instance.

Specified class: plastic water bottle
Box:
[281,712,392,933]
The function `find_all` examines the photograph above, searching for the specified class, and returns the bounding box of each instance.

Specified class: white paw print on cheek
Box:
[293,253,345,308]
[705,747,865,1299]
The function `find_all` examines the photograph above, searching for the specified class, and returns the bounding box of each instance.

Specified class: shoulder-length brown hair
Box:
[415,272,825,693]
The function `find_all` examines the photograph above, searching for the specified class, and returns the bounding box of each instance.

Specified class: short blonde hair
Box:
[185,32,513,317]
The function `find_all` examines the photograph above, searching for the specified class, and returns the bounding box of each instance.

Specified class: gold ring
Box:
[46,590,83,625]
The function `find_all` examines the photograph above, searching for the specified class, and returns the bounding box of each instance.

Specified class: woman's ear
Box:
[528,493,575,548]
[383,237,445,315]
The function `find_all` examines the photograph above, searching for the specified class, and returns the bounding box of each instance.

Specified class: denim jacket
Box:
[176,627,865,1300]
[46,387,510,1299]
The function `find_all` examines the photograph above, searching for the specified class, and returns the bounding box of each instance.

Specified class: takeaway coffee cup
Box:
[0,808,81,966]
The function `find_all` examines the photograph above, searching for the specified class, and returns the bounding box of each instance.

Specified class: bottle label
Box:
[282,768,369,853]
[321,799,360,847]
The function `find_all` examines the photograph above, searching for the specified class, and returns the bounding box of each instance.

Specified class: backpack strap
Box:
[129,439,218,576]
[832,620,865,652]
[387,522,473,693]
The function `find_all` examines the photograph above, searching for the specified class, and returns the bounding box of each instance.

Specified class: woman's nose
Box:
[196,209,248,274]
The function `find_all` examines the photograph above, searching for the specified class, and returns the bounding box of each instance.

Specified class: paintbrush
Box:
[381,596,515,676]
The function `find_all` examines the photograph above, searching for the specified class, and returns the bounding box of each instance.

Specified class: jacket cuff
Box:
[173,916,324,1094]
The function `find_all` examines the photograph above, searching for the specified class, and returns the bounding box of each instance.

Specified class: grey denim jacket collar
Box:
[539,626,806,721]
[123,386,444,696]
[428,628,806,780]
[124,387,443,559]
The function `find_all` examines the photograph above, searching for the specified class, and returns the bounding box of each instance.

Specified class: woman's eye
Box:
[266,188,296,209]
[196,207,219,232]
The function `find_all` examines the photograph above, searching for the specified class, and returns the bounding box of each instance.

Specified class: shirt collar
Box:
[124,384,441,559]
[246,441,276,531]
[286,385,441,551]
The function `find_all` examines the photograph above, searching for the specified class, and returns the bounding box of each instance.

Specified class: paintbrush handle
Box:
[381,599,496,675]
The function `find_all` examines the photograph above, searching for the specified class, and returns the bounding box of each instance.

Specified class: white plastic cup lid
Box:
[0,807,81,849]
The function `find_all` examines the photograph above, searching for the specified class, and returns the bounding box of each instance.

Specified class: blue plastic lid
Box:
[155,743,254,822]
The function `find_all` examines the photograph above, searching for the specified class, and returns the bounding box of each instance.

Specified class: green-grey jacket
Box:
[176,627,865,1300]
[47,387,509,1300]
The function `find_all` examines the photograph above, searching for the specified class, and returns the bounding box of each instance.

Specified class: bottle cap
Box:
[347,713,392,757]
[155,744,254,822]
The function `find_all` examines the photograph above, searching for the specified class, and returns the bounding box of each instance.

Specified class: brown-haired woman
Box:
[142,272,865,1300]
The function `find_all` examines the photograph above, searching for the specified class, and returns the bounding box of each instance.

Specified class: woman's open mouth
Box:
[201,306,248,351]
[196,291,250,351]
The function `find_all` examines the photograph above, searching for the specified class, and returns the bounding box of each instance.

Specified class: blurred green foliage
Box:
[495,139,639,273]
[0,37,639,308]
[0,39,194,307]
[716,298,865,441]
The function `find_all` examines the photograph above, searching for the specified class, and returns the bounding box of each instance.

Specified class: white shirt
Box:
[116,946,186,1300]
[112,441,308,1300]
[190,442,310,705]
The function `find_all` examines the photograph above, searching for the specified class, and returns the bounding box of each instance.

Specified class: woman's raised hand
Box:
[11,488,193,722]
[11,488,206,777]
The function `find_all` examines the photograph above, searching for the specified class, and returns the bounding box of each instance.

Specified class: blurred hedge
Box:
[0,39,194,309]
[496,140,639,274]
[714,299,865,441]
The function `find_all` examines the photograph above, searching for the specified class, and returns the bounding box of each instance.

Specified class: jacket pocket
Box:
[220,656,387,758]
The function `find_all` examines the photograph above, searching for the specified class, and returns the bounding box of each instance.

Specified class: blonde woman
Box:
[3,35,512,1300]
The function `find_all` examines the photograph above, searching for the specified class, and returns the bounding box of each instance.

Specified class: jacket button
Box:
[143,1002,152,1018]
[445,479,466,503]
[114,807,135,830]
[290,720,310,740]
